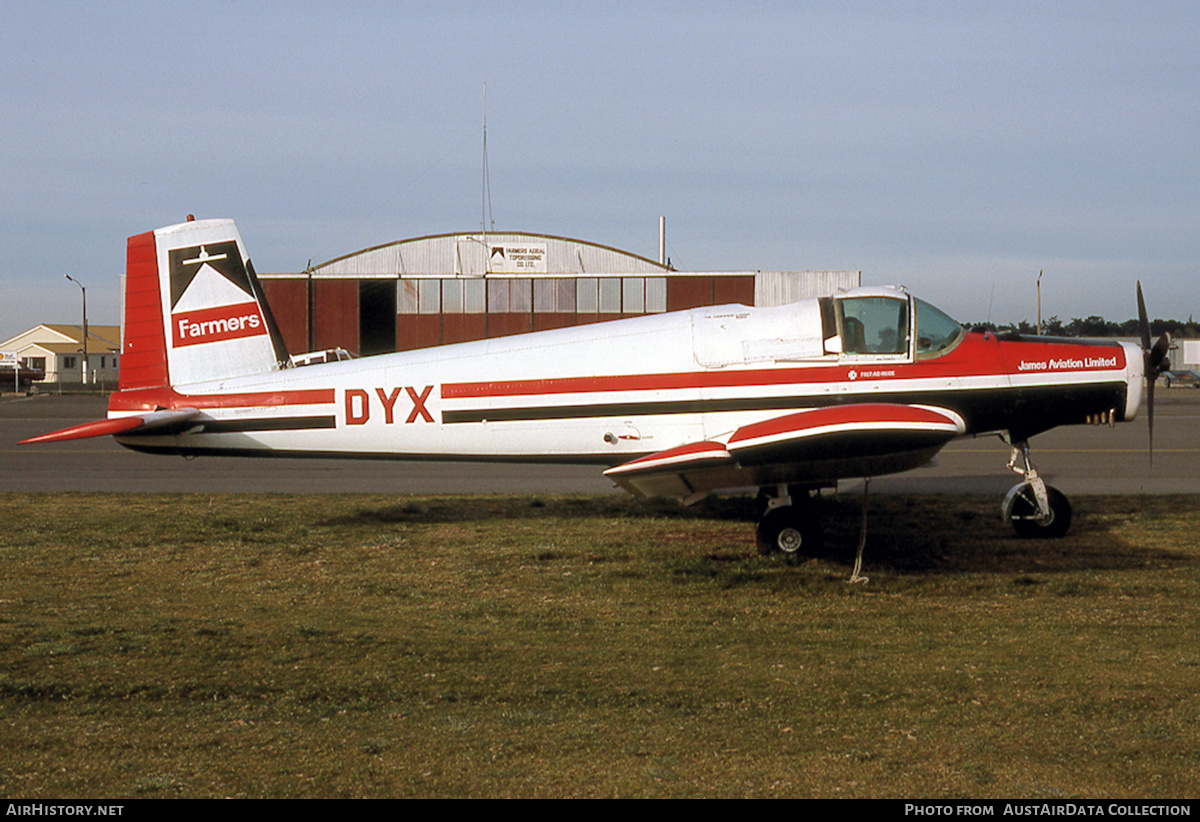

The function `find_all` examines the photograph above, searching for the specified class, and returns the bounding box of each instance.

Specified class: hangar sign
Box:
[488,243,547,274]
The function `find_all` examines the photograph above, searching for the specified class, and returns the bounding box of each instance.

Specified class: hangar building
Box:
[258,231,859,358]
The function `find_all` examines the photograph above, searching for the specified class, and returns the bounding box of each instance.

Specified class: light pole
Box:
[64,274,88,385]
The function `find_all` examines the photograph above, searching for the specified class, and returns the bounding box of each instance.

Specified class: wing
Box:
[18,408,201,445]
[604,403,965,501]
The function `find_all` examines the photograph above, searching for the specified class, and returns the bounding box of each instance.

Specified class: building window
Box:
[487,279,532,313]
[623,278,645,313]
[463,279,486,313]
[417,279,440,314]
[646,278,667,313]
[598,278,621,313]
[398,281,419,314]
[63,356,77,369]
[533,279,555,312]
[398,274,666,317]
[557,279,576,312]
[577,278,598,313]
[441,279,463,313]
[534,279,576,313]
[509,279,531,313]
[487,278,509,312]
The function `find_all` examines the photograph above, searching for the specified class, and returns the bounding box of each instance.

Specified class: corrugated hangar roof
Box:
[308,231,672,279]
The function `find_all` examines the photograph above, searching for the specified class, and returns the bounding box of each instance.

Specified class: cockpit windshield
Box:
[834,293,963,359]
[838,296,909,355]
[914,298,963,356]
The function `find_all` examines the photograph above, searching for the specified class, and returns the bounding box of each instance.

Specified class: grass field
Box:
[2,492,1198,798]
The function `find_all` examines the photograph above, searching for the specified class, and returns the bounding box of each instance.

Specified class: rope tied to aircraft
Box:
[848,478,870,584]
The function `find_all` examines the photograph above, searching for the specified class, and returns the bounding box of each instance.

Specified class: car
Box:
[1161,370,1200,388]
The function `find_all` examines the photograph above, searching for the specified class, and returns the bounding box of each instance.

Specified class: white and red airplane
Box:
[23,217,1169,553]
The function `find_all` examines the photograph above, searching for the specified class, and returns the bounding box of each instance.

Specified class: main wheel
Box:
[756,505,823,556]
[1003,483,1072,538]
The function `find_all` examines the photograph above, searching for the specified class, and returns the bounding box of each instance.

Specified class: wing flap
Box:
[603,440,734,499]
[19,408,201,444]
[605,440,733,477]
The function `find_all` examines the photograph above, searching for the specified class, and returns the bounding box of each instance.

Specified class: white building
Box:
[1180,340,1200,370]
[0,324,121,386]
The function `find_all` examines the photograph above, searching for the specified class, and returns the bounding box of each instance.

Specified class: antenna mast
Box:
[482,83,495,271]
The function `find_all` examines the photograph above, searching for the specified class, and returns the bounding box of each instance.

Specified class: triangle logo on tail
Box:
[168,241,268,348]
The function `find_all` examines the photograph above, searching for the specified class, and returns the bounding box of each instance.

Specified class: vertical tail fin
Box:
[120,218,288,390]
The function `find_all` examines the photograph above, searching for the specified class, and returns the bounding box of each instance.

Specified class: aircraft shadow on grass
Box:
[318,493,1194,577]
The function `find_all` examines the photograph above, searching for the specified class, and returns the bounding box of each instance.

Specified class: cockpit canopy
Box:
[830,286,963,359]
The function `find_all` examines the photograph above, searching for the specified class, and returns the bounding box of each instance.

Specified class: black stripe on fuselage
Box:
[195,416,337,434]
[442,381,1127,439]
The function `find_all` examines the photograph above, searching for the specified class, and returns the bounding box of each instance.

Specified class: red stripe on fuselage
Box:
[443,334,1125,399]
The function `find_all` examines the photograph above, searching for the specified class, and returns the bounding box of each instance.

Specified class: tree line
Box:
[965,315,1200,339]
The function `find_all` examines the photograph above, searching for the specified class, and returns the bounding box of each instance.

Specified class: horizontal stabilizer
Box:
[19,409,200,445]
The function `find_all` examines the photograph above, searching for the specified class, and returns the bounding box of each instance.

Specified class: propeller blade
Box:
[1137,280,1156,460]
[1137,281,1150,352]
[1149,332,1171,466]
[1151,332,1171,373]
[1136,283,1168,467]
[1147,362,1155,464]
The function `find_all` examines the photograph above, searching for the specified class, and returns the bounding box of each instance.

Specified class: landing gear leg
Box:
[755,484,823,556]
[1002,439,1072,538]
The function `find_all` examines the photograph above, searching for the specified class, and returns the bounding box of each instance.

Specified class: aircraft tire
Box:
[1004,483,1072,539]
[756,506,823,556]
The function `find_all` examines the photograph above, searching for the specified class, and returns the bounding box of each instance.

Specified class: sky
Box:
[3,1,1197,342]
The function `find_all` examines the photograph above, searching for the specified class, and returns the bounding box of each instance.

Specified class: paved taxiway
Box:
[2,393,1198,495]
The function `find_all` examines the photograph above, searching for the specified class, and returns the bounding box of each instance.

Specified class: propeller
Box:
[1137,281,1171,462]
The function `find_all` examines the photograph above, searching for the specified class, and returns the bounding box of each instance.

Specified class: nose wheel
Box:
[1003,481,1072,538]
[1002,439,1072,538]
